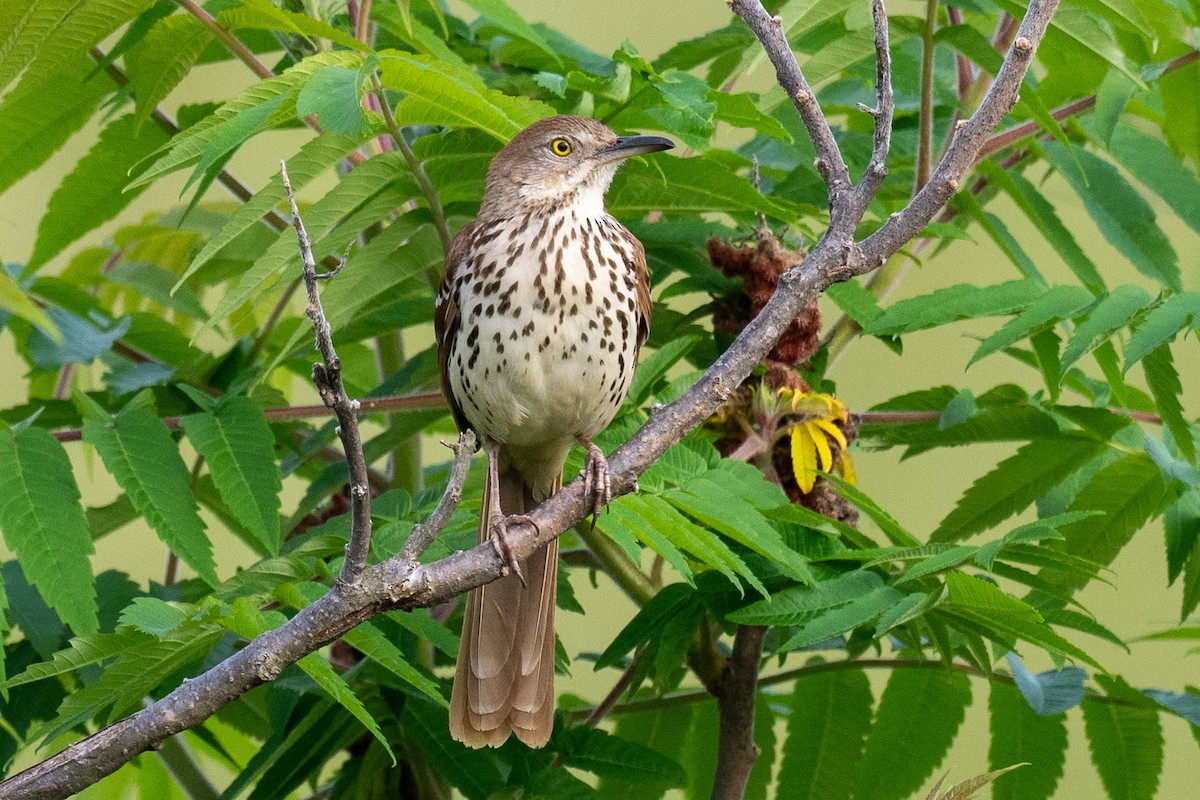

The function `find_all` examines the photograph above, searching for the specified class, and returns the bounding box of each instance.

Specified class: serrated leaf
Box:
[865,280,1045,337]
[344,619,446,706]
[1084,677,1163,800]
[989,680,1067,800]
[1142,343,1194,462]
[970,285,1096,367]
[729,570,882,626]
[0,271,59,342]
[295,60,378,138]
[182,131,367,284]
[0,54,117,197]
[825,278,882,328]
[29,113,171,270]
[855,668,971,800]
[0,0,74,94]
[32,624,224,743]
[1108,124,1200,238]
[401,698,504,799]
[608,152,804,222]
[1049,453,1168,592]
[977,164,1105,293]
[1059,284,1153,371]
[775,667,871,800]
[219,0,366,52]
[459,0,560,63]
[667,480,812,583]
[131,50,363,191]
[3,630,148,689]
[559,725,687,788]
[83,408,217,586]
[118,597,188,637]
[179,397,281,556]
[1124,292,1200,370]
[378,50,552,141]
[932,437,1105,543]
[627,334,699,406]
[0,426,97,634]
[941,572,1102,669]
[1044,144,1179,290]
[780,584,904,651]
[126,15,211,129]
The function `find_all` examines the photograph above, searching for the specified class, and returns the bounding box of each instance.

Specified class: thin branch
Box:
[710,625,766,800]
[914,0,937,192]
[729,1,853,234]
[847,0,894,213]
[586,651,644,728]
[282,161,374,585]
[173,0,274,80]
[947,6,973,99]
[370,73,453,259]
[398,432,475,563]
[0,2,1062,796]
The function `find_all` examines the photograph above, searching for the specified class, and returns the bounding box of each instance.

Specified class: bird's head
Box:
[481,115,674,217]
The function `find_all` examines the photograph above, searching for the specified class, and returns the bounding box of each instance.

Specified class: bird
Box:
[435,115,673,748]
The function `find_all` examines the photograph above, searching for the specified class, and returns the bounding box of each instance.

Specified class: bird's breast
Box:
[447,209,642,449]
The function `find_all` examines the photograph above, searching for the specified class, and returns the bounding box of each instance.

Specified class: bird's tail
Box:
[449,462,559,748]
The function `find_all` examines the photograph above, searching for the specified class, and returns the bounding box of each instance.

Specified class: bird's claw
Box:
[489,514,538,585]
[580,441,612,527]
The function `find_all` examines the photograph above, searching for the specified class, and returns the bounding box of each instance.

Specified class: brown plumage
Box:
[435,115,672,747]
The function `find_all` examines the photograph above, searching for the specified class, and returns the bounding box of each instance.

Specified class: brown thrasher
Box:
[435,115,673,747]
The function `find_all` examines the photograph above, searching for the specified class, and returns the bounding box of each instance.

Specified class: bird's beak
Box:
[599,134,675,162]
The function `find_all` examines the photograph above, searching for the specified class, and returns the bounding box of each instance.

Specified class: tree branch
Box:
[281,162,374,585]
[710,625,767,800]
[0,1,1061,796]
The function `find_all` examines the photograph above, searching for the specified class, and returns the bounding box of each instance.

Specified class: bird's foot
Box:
[580,439,612,524]
[489,514,538,585]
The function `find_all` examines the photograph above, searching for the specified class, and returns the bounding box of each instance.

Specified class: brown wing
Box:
[623,227,652,353]
[435,220,479,434]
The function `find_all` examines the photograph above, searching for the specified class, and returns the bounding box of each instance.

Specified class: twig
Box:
[586,651,644,728]
[398,432,476,563]
[281,161,373,585]
[371,73,453,259]
[710,625,767,800]
[847,0,894,214]
[729,1,853,234]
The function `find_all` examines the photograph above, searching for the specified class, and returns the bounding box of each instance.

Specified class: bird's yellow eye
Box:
[550,138,572,157]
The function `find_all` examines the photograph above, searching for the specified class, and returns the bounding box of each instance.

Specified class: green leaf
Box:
[1142,344,1194,462]
[780,584,904,651]
[83,408,218,586]
[558,725,687,788]
[199,151,411,336]
[179,397,282,556]
[119,597,188,637]
[1083,677,1163,800]
[596,583,695,670]
[932,437,1106,543]
[0,426,97,634]
[865,280,1046,337]
[941,572,1102,669]
[459,0,561,64]
[979,165,1099,293]
[855,668,971,800]
[401,697,504,799]
[0,271,59,341]
[775,667,872,800]
[1044,144,1179,290]
[969,285,1096,367]
[627,334,700,406]
[0,55,117,197]
[988,682,1067,800]
[1047,454,1168,592]
[29,113,171,270]
[33,625,224,743]
[824,472,920,547]
[131,50,364,191]
[667,480,812,583]
[344,619,446,706]
[378,50,552,142]
[3,630,147,689]
[1123,291,1200,371]
[0,0,74,93]
[295,60,378,138]
[1060,284,1153,371]
[218,0,367,52]
[608,152,805,222]
[126,15,212,130]
[729,570,882,626]
[825,278,882,329]
[181,131,367,285]
[1108,124,1200,238]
